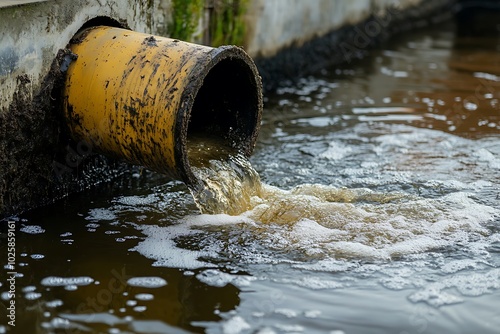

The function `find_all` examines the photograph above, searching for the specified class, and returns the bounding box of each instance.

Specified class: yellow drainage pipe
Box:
[63,26,262,189]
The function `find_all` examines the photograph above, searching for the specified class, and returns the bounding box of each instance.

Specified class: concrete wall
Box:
[0,0,171,112]
[0,0,455,217]
[245,0,423,58]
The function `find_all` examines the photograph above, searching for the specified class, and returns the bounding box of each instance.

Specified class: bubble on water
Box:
[221,316,251,334]
[135,293,154,301]
[20,225,45,234]
[196,269,255,288]
[255,328,277,334]
[86,208,116,221]
[441,259,481,274]
[41,276,94,287]
[46,299,63,308]
[132,212,256,269]
[275,308,298,318]
[133,305,147,312]
[304,310,322,318]
[31,254,45,259]
[22,286,36,293]
[115,194,159,207]
[1,292,11,301]
[380,276,413,290]
[408,268,500,307]
[475,148,500,169]
[127,277,167,288]
[25,292,42,300]
[319,141,352,160]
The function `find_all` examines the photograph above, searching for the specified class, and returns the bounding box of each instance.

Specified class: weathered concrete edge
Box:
[255,0,458,92]
[0,0,169,218]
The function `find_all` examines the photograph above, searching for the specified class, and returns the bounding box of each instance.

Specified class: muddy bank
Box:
[0,49,131,217]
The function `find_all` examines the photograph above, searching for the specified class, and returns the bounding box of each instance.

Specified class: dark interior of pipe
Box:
[188,57,260,156]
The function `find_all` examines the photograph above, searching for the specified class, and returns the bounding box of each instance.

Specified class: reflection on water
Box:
[1,18,500,334]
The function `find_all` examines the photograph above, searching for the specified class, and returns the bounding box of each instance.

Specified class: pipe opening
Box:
[185,56,262,171]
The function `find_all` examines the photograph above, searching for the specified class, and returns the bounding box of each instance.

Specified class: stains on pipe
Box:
[63,26,262,190]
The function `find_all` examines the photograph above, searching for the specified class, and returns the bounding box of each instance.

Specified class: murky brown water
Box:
[1,18,500,334]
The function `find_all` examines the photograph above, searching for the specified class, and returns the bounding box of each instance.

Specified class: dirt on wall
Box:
[0,49,128,218]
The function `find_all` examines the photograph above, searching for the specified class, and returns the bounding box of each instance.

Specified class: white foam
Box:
[126,277,167,288]
[221,316,251,334]
[475,148,500,169]
[46,300,63,308]
[31,254,45,259]
[275,308,298,318]
[86,208,116,221]
[41,276,94,287]
[20,225,45,234]
[320,141,352,160]
[304,310,322,318]
[196,269,255,288]
[135,293,154,301]
[132,181,499,275]
[25,292,42,300]
[408,268,500,307]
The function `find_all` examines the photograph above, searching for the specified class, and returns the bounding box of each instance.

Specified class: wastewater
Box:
[1,18,500,334]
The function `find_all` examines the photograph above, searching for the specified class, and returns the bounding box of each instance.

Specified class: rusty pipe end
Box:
[175,45,263,189]
[63,26,262,189]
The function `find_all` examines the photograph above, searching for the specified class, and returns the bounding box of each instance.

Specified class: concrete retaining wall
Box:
[246,0,421,58]
[0,0,456,217]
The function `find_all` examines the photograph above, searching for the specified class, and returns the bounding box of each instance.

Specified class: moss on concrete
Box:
[168,0,204,41]
[210,0,248,47]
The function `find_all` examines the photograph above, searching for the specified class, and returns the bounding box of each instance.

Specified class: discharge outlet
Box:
[63,26,262,189]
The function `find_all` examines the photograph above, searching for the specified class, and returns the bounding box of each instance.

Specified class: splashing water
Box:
[187,136,262,215]
[171,129,498,264]
[6,19,500,334]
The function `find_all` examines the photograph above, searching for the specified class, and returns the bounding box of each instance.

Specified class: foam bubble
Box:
[86,208,116,221]
[41,276,94,287]
[221,316,251,334]
[408,268,500,307]
[275,308,298,318]
[320,141,352,160]
[196,269,255,288]
[25,292,42,300]
[126,277,167,288]
[46,300,63,308]
[31,254,45,259]
[475,148,500,169]
[20,225,45,234]
[135,293,154,301]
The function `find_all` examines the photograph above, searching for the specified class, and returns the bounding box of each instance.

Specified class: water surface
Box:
[1,19,500,334]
